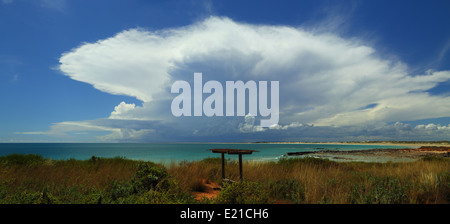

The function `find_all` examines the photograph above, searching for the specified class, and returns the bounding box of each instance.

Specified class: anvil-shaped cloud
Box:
[53,16,450,142]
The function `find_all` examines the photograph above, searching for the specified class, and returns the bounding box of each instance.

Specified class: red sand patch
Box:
[400,146,450,154]
[192,179,221,201]
[417,146,450,152]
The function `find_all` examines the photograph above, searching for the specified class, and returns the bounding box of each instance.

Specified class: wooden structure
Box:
[210,149,258,181]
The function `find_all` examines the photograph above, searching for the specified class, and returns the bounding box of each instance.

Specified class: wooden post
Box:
[221,152,225,179]
[210,149,257,182]
[239,153,243,181]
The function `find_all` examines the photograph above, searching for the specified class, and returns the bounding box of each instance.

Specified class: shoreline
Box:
[1,142,448,164]
[284,146,450,163]
[251,141,450,148]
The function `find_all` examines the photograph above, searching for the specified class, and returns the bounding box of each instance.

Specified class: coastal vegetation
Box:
[0,154,448,204]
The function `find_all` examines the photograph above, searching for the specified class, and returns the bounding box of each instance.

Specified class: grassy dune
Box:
[0,154,448,204]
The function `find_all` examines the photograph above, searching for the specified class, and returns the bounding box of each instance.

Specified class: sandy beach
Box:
[284,145,450,163]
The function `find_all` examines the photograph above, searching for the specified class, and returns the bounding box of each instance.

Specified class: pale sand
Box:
[285,145,450,163]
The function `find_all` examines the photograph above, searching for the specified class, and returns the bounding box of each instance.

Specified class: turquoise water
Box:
[0,143,408,163]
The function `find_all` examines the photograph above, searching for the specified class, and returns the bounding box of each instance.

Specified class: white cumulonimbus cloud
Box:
[51,16,450,141]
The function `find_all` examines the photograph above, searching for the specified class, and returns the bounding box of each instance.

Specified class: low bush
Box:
[348,175,409,204]
[267,179,305,203]
[215,181,269,204]
[131,162,169,193]
[0,154,46,166]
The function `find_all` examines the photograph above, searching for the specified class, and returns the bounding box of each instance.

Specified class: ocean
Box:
[0,143,408,163]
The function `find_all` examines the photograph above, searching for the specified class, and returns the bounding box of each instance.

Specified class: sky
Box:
[1,0,450,142]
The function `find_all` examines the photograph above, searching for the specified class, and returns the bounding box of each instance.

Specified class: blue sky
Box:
[1,0,450,142]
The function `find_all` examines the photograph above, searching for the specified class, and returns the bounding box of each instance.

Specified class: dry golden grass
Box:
[0,156,137,193]
[167,157,450,204]
[1,154,448,204]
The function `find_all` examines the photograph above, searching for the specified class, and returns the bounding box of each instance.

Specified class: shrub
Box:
[215,181,269,204]
[348,183,366,204]
[131,162,169,193]
[102,162,195,204]
[0,184,7,200]
[108,180,134,201]
[267,179,305,203]
[0,154,46,166]
[366,176,409,204]
[348,175,410,204]
[5,187,58,204]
